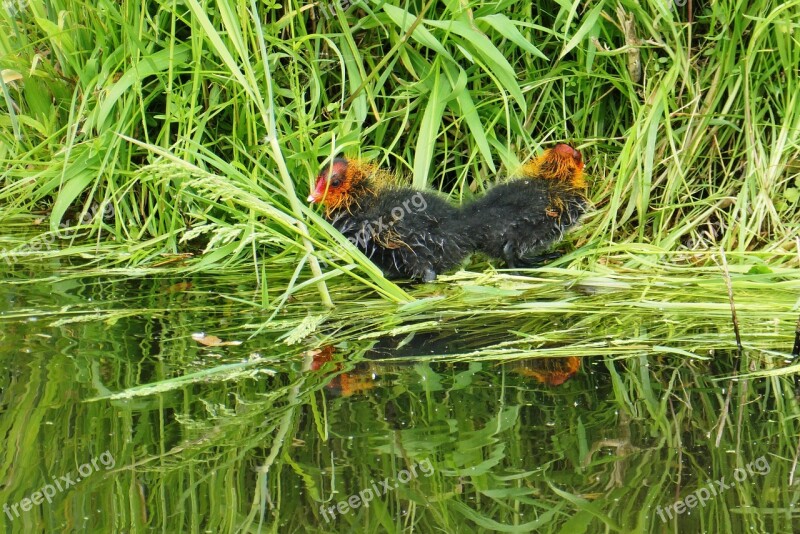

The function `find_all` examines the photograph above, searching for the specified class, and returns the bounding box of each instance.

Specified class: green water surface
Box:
[0,265,798,533]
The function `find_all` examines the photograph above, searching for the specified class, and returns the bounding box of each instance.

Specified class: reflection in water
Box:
[0,273,798,532]
[306,345,381,397]
[582,410,640,489]
[306,331,582,397]
[510,356,581,386]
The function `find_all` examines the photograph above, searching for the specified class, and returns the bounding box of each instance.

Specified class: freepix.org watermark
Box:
[1,203,114,266]
[341,191,428,249]
[320,458,434,523]
[655,455,770,522]
[3,450,115,521]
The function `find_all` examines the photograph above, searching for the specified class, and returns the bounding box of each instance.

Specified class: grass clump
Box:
[1,0,799,302]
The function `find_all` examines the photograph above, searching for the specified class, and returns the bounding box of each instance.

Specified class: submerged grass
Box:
[0,267,798,531]
[1,0,799,305]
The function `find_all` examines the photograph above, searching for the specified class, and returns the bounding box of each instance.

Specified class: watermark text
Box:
[656,456,770,522]
[4,450,116,521]
[320,458,434,523]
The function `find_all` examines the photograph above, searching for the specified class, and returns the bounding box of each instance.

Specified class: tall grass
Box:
[1,0,799,303]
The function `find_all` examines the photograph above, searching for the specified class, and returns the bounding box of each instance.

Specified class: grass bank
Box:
[1,0,799,305]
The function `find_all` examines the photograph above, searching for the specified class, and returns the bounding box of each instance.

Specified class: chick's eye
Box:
[330,178,342,188]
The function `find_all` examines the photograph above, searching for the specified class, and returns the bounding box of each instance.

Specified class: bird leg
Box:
[502,242,519,269]
[421,268,437,283]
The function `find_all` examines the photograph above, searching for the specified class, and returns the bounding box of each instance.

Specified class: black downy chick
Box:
[308,158,472,282]
[462,143,589,268]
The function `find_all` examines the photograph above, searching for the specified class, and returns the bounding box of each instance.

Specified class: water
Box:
[0,265,798,532]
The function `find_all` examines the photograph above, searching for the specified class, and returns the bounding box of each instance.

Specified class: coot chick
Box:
[462,143,588,268]
[308,158,472,282]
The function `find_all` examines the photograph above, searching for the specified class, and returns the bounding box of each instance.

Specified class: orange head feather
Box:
[308,157,393,214]
[520,143,586,189]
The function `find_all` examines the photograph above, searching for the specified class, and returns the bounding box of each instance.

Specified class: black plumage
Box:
[462,143,589,268]
[309,158,472,282]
